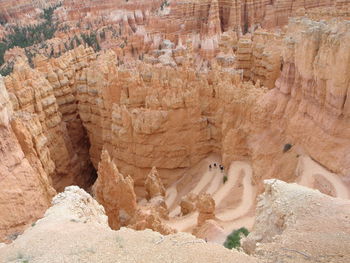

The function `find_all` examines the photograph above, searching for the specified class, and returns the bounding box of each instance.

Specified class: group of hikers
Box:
[209,163,224,172]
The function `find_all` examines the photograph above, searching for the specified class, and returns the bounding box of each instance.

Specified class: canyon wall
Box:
[220,17,350,184]
[0,47,98,242]
[5,49,96,191]
[268,18,350,176]
[0,75,55,242]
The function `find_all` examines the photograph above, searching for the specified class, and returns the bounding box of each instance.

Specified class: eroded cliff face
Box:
[74,54,265,188]
[0,75,56,242]
[0,47,98,242]
[268,18,350,176]
[5,51,96,191]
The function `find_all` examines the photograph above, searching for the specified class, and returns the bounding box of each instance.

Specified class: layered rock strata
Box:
[5,53,95,191]
[270,18,350,176]
[0,75,56,243]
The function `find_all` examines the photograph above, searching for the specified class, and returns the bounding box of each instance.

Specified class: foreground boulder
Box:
[242,179,350,263]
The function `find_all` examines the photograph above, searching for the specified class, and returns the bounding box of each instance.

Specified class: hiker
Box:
[214,163,217,168]
[209,164,212,170]
[220,165,224,173]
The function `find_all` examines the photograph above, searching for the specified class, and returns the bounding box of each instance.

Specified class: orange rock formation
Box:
[92,149,137,229]
[196,193,216,226]
[145,166,166,199]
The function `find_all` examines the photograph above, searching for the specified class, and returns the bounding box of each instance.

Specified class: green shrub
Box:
[0,63,13,76]
[223,175,228,184]
[81,32,101,51]
[283,143,292,153]
[160,0,170,10]
[16,252,29,262]
[223,227,249,249]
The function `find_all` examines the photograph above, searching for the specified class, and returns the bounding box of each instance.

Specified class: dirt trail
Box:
[165,185,178,212]
[165,154,221,214]
[165,154,350,243]
[216,163,255,221]
[297,155,349,199]
[165,158,256,234]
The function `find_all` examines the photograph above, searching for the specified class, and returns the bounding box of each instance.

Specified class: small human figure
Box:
[209,164,212,170]
[214,163,217,168]
[219,165,224,173]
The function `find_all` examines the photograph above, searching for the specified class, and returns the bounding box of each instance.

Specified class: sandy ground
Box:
[163,154,350,245]
[297,155,349,199]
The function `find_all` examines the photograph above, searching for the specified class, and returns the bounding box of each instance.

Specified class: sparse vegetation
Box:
[223,175,228,184]
[116,235,124,248]
[0,18,6,25]
[16,252,29,262]
[25,49,35,67]
[99,30,106,41]
[223,227,249,249]
[81,32,101,52]
[160,0,170,10]
[8,232,20,241]
[0,63,13,76]
[283,143,292,153]
[0,4,61,75]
